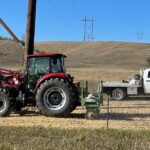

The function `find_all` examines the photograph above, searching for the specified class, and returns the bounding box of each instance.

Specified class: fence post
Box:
[106,95,110,130]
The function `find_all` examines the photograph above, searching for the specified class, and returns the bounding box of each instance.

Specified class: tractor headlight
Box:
[13,78,19,85]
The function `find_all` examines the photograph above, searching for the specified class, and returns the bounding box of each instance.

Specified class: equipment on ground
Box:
[80,81,103,119]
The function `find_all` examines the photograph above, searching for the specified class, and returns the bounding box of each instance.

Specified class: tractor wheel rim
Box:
[0,96,6,113]
[43,87,66,111]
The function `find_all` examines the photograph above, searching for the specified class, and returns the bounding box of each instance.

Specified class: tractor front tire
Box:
[0,91,10,117]
[36,79,75,117]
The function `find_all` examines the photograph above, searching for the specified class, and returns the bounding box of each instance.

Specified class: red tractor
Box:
[0,53,79,117]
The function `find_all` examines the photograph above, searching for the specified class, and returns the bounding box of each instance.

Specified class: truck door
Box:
[143,70,150,93]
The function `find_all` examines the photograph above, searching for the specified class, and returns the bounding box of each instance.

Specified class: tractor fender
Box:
[35,73,68,91]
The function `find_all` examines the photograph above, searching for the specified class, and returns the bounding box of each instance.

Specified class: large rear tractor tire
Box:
[112,88,126,100]
[0,91,10,117]
[36,78,77,117]
[68,84,79,113]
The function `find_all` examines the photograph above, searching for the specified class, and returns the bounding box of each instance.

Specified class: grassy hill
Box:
[0,40,150,69]
[36,41,150,69]
[0,40,23,67]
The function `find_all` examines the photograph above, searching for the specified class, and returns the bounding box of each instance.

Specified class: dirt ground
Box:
[0,99,149,130]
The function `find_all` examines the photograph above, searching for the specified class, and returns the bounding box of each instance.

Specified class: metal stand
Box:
[80,81,103,120]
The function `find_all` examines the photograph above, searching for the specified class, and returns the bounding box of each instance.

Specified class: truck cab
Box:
[143,69,150,93]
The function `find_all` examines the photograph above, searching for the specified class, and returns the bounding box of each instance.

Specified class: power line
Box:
[49,0,71,29]
[91,0,97,17]
[72,0,80,20]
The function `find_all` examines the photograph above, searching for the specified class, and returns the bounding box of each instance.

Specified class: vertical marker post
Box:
[106,95,110,130]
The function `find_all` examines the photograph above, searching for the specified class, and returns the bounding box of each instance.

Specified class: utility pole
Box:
[82,16,87,42]
[24,0,37,66]
[136,33,144,48]
[140,33,144,43]
[136,33,144,43]
[91,18,95,41]
[82,16,95,42]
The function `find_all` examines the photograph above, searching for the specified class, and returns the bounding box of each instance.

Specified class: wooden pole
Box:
[24,0,37,67]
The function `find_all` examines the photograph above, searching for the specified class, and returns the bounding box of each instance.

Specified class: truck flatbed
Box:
[103,81,141,88]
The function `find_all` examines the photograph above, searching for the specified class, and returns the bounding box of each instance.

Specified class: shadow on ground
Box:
[10,106,150,121]
[66,112,150,121]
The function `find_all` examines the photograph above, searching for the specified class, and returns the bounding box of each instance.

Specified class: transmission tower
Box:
[136,33,144,48]
[82,16,95,42]
[136,33,144,43]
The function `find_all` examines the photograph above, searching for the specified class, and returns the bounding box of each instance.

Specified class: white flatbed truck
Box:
[102,68,150,100]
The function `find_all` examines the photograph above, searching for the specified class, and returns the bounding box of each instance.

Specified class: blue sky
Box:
[0,0,150,42]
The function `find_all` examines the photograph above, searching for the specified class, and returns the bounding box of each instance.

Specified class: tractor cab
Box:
[27,54,66,90]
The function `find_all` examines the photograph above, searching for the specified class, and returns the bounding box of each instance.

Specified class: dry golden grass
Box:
[68,67,137,81]
[1,40,150,69]
[35,41,150,69]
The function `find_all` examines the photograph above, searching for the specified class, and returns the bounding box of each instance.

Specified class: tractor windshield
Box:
[28,57,49,76]
[28,56,65,76]
[27,56,65,90]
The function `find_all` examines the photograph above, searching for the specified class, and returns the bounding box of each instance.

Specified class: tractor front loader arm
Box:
[0,18,25,48]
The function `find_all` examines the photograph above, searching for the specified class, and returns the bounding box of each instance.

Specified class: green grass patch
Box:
[0,126,149,150]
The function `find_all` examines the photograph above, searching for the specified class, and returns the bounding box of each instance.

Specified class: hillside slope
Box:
[0,40,23,67]
[0,40,150,69]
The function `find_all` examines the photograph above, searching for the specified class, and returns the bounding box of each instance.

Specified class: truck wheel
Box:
[112,88,126,100]
[36,78,75,117]
[0,91,10,117]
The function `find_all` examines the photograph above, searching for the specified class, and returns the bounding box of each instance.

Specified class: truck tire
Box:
[112,88,126,100]
[36,78,75,117]
[0,91,10,117]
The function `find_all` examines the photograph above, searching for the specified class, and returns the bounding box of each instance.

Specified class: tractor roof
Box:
[28,53,66,58]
